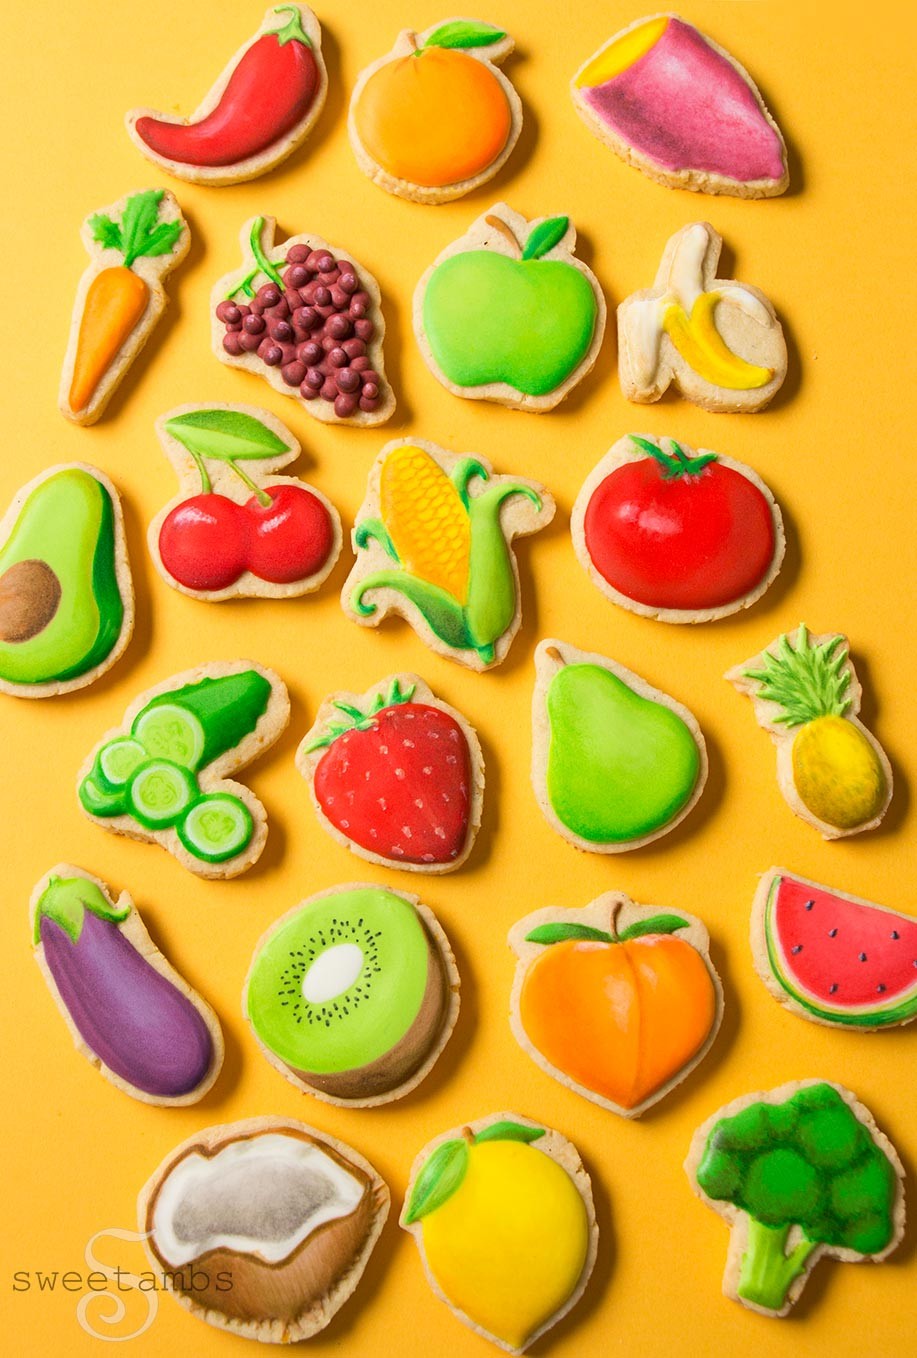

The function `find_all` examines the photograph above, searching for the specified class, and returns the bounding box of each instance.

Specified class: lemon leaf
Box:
[474,1121,545,1144]
[404,1139,468,1223]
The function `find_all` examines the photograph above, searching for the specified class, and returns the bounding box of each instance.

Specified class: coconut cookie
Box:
[77,661,290,879]
[686,1080,905,1317]
[149,404,341,600]
[752,869,917,1031]
[572,15,788,198]
[349,20,522,204]
[401,1113,597,1353]
[509,893,722,1117]
[414,205,605,412]
[343,440,554,670]
[140,1117,389,1343]
[212,216,394,426]
[0,464,133,698]
[298,674,484,874]
[60,189,189,426]
[618,222,786,412]
[572,434,785,622]
[31,866,222,1105]
[126,6,327,186]
[245,884,459,1107]
[727,625,892,838]
[532,639,707,852]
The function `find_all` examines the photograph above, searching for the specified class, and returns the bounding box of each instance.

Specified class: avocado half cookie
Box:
[0,464,133,697]
[245,883,460,1106]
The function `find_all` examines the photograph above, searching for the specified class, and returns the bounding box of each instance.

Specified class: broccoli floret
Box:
[695,1083,896,1312]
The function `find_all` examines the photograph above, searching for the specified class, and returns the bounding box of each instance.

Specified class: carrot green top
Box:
[89,190,184,270]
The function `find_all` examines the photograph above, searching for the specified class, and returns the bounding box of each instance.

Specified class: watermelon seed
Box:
[791,945,803,954]
[877,984,886,993]
[804,899,815,910]
[829,984,838,993]
[859,952,868,961]
[828,928,838,937]
[891,930,900,939]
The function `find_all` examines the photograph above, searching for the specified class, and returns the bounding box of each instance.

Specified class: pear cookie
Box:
[572,15,788,198]
[126,5,327,186]
[509,893,723,1117]
[140,1117,389,1343]
[60,189,189,426]
[618,222,786,412]
[77,661,290,879]
[0,464,133,698]
[686,1081,905,1317]
[244,882,460,1107]
[572,434,784,622]
[31,865,222,1106]
[343,440,554,671]
[414,204,606,411]
[727,625,892,838]
[349,20,522,204]
[532,639,707,852]
[212,216,395,426]
[149,403,341,601]
[401,1112,597,1353]
[298,674,484,874]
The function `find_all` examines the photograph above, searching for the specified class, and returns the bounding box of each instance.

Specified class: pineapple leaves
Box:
[743,626,852,727]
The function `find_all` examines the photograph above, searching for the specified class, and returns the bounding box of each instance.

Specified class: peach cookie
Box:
[571,15,788,198]
[0,464,133,697]
[686,1081,905,1317]
[572,434,784,622]
[297,674,484,873]
[149,404,341,600]
[140,1117,389,1343]
[532,639,707,852]
[349,20,522,204]
[727,625,892,838]
[60,189,189,426]
[31,865,222,1105]
[618,221,786,412]
[244,884,459,1107]
[509,893,722,1117]
[343,439,554,670]
[414,204,606,411]
[77,661,290,879]
[212,216,394,426]
[401,1112,597,1353]
[126,6,327,185]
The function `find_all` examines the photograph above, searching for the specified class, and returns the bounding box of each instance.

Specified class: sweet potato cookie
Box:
[617,221,786,412]
[31,864,222,1105]
[343,439,554,670]
[77,661,290,878]
[140,1117,389,1343]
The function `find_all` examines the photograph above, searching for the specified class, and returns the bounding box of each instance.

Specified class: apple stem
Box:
[227,459,272,508]
[484,214,521,257]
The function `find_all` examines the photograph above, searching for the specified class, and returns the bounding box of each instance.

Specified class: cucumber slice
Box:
[178,794,253,863]
[133,704,206,770]
[127,760,198,829]
[98,738,147,789]
[79,775,127,819]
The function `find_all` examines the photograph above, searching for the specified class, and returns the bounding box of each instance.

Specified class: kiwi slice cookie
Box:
[244,885,460,1106]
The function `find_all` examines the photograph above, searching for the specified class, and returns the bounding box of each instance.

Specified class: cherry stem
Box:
[227,459,272,507]
[485,214,521,257]
[191,450,212,495]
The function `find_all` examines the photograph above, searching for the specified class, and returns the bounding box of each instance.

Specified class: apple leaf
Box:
[404,1138,468,1223]
[165,410,290,463]
[424,21,506,50]
[525,922,615,945]
[474,1121,546,1145]
[617,914,689,941]
[522,217,570,261]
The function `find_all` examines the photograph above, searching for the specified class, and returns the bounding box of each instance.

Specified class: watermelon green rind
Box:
[763,873,917,1028]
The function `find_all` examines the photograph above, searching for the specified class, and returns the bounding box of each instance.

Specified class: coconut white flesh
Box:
[151,1134,364,1267]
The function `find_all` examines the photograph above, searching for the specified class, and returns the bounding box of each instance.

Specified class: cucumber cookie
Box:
[245,884,460,1106]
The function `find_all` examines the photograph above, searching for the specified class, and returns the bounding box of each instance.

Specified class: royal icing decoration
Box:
[127,5,327,185]
[245,884,460,1106]
[31,866,222,1104]
[349,20,522,203]
[572,434,784,621]
[687,1082,905,1317]
[297,674,484,873]
[212,216,394,426]
[572,15,788,197]
[532,639,707,852]
[415,204,606,411]
[402,1113,597,1353]
[60,190,189,425]
[0,465,133,697]
[617,222,786,412]
[509,893,722,1117]
[77,662,290,878]
[727,626,893,838]
[149,404,341,600]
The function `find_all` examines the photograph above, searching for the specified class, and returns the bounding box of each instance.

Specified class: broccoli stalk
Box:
[739,1220,816,1311]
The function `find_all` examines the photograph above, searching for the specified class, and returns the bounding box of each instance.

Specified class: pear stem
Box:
[484,215,521,257]
[543,644,565,667]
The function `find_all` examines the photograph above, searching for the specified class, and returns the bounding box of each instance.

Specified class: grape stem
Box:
[226,217,286,300]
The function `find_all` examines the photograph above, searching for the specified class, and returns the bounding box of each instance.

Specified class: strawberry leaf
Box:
[424,21,505,49]
[404,1139,468,1223]
[522,217,569,261]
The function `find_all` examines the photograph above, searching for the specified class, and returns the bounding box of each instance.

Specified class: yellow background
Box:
[2,1,915,1352]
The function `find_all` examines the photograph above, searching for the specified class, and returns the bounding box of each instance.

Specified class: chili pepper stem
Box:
[271,5,311,47]
[227,459,272,507]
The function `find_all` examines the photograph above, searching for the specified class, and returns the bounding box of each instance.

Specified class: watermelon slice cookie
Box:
[752,869,917,1030]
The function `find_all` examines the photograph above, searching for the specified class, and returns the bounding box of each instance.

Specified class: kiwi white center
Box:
[301,942,365,1004]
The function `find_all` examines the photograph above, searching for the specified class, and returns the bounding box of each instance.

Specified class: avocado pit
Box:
[0,559,61,641]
